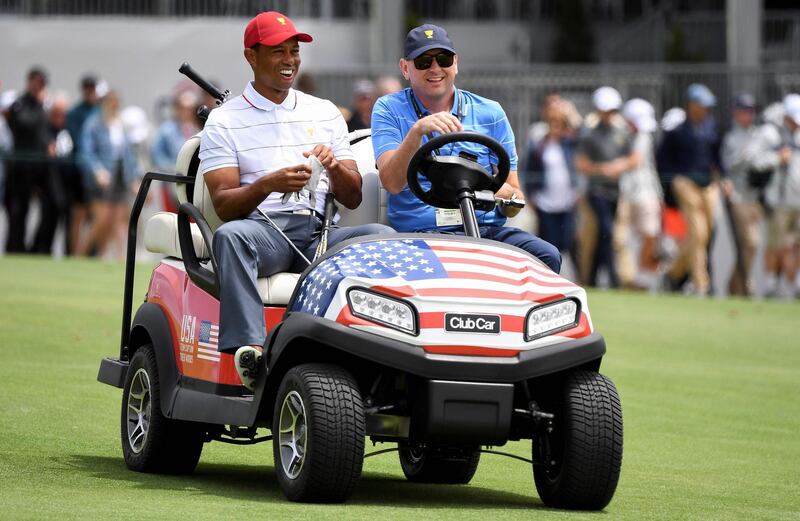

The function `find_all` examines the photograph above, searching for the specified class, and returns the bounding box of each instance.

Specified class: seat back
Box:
[174,134,225,231]
[337,130,389,227]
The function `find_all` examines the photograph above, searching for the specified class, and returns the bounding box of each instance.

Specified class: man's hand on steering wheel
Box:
[412,111,463,137]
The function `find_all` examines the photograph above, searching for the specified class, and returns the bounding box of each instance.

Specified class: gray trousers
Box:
[213,212,393,352]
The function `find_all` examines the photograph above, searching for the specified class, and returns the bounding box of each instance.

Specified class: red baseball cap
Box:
[244,11,313,49]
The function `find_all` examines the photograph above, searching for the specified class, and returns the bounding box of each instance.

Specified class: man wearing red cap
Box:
[199,12,392,389]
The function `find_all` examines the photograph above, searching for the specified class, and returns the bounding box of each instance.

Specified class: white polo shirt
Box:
[199,82,354,216]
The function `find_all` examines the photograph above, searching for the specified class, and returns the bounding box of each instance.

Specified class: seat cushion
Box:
[256,272,300,305]
[144,212,208,259]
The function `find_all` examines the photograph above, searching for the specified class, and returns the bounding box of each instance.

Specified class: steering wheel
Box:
[406,132,510,209]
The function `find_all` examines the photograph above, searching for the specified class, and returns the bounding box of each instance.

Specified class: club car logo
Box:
[444,313,501,334]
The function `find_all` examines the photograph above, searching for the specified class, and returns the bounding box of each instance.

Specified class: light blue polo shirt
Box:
[371,87,518,232]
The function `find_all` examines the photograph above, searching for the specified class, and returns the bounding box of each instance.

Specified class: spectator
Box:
[616,98,662,289]
[65,75,100,255]
[77,90,140,258]
[575,86,638,287]
[375,75,403,97]
[4,67,56,254]
[657,83,721,296]
[0,88,15,202]
[523,99,580,269]
[295,72,317,96]
[346,79,376,132]
[720,93,781,296]
[763,94,800,298]
[151,90,200,172]
[45,94,72,254]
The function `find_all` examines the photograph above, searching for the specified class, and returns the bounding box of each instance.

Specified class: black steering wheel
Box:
[406,132,510,209]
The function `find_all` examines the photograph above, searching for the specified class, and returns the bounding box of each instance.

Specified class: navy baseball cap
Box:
[404,24,456,59]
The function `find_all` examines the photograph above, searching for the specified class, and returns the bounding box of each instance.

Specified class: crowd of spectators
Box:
[2,66,798,299]
[0,67,213,259]
[521,85,800,299]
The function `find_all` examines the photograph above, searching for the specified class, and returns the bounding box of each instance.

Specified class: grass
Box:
[1,254,799,520]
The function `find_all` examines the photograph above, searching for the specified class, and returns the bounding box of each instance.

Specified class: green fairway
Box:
[1,255,798,520]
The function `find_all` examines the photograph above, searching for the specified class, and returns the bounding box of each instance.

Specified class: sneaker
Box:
[234,346,263,391]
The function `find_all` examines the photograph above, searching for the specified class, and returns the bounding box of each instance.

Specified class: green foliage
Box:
[1,256,799,520]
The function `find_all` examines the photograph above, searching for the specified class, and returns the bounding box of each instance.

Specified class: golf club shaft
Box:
[256,208,312,266]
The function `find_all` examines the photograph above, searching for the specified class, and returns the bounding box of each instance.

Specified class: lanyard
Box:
[407,88,463,157]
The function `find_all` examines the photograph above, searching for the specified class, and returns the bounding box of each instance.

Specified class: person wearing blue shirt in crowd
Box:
[77,90,140,257]
[371,24,561,273]
[151,90,200,172]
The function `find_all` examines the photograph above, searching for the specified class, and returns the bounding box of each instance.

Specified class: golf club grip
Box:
[179,62,224,102]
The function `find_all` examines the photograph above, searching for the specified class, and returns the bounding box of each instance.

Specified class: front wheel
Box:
[533,370,623,510]
[398,443,481,484]
[272,364,365,503]
[120,345,204,474]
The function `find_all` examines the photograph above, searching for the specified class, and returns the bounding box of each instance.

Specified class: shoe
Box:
[234,346,263,391]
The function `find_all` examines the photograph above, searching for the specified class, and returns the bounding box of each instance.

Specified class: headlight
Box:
[525,298,580,341]
[347,288,418,335]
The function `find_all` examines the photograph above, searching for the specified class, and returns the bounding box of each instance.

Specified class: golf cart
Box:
[97,65,622,509]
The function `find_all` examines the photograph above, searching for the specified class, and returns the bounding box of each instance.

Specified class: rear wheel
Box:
[533,370,623,510]
[398,443,481,484]
[272,364,365,502]
[121,345,204,474]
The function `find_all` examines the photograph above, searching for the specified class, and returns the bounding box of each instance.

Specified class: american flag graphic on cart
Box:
[197,320,220,361]
[290,237,591,349]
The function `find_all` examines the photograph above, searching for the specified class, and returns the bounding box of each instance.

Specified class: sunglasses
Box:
[412,52,455,70]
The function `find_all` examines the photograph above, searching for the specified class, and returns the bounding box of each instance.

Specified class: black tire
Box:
[121,345,204,474]
[272,364,365,502]
[398,443,481,484]
[533,370,623,510]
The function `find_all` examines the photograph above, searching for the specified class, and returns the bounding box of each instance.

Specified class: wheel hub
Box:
[126,368,152,454]
[278,390,307,479]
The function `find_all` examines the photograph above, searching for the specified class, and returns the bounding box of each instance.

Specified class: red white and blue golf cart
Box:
[98,65,622,508]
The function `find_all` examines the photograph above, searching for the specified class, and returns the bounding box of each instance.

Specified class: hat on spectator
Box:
[661,107,686,132]
[404,24,456,59]
[0,90,17,112]
[592,86,622,112]
[687,83,716,107]
[352,79,376,97]
[80,75,98,90]
[622,98,657,133]
[95,79,110,99]
[784,93,800,126]
[244,11,312,49]
[733,92,756,110]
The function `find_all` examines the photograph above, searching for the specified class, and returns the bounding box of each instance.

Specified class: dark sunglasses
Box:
[412,52,455,70]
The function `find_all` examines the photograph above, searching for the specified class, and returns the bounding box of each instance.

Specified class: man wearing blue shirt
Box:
[371,24,561,273]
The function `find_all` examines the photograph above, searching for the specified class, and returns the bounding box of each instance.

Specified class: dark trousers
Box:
[437,224,562,273]
[3,158,65,254]
[536,208,576,254]
[587,192,619,288]
[213,213,393,352]
[536,208,578,273]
